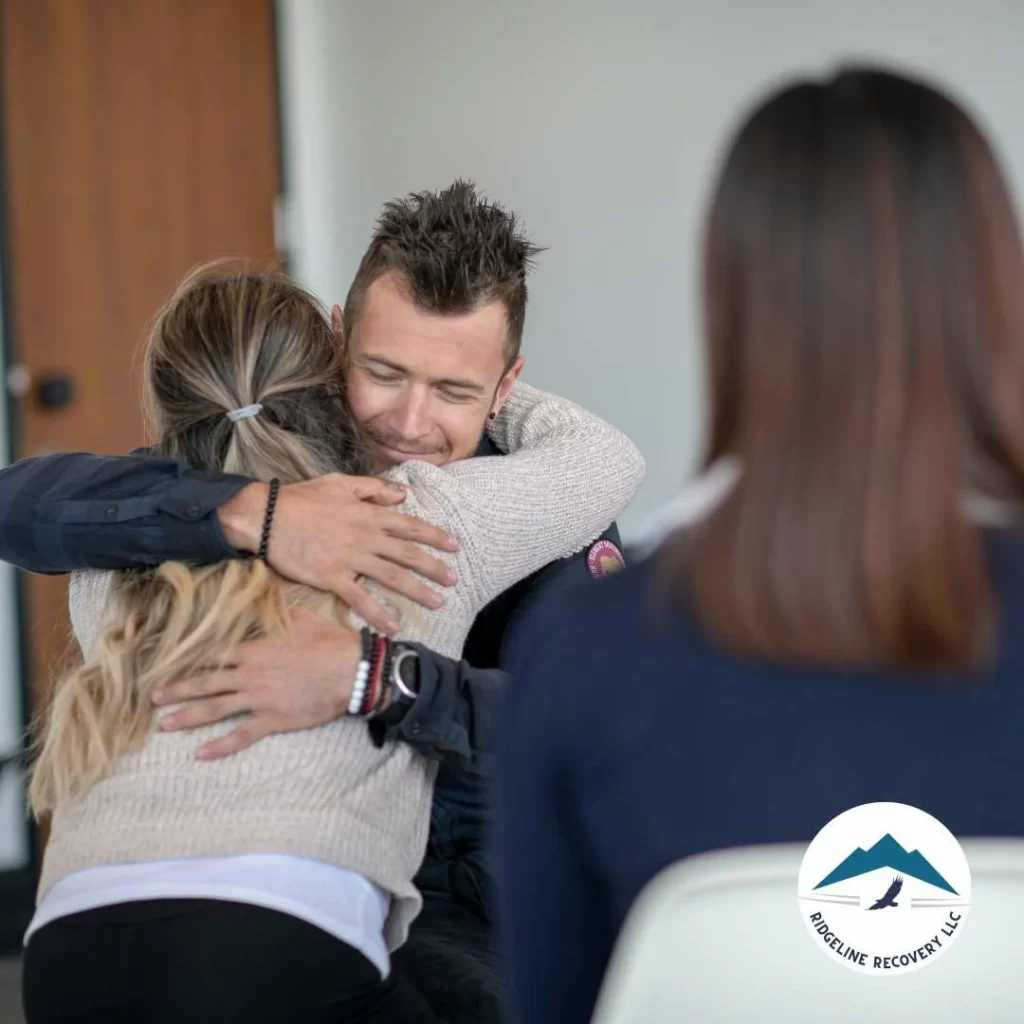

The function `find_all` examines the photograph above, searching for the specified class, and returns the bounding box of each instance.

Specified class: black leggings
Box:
[22,899,436,1024]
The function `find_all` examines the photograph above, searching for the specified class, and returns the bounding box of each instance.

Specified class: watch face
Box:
[394,647,420,697]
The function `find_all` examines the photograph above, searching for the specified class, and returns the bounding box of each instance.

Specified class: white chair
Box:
[590,840,1024,1024]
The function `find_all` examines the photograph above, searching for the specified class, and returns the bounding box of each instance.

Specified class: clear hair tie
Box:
[225,403,263,423]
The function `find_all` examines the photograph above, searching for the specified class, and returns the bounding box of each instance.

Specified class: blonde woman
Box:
[23,266,644,1024]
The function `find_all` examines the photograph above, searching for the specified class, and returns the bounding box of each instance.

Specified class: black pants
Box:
[403,758,509,1024]
[22,899,436,1024]
[393,893,506,1024]
[393,829,509,1024]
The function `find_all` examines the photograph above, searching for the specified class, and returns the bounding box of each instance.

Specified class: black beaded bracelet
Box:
[360,626,374,665]
[258,478,281,563]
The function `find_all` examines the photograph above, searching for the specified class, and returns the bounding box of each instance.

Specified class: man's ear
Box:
[331,304,344,337]
[491,355,525,416]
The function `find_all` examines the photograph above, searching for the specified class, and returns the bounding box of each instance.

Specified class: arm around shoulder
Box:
[0,450,253,572]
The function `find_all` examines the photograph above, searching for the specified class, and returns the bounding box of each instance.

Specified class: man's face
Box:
[338,271,524,469]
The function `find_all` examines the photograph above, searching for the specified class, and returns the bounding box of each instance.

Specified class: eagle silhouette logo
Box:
[867,875,903,910]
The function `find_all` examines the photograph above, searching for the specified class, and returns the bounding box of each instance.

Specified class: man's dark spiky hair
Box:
[343,180,543,364]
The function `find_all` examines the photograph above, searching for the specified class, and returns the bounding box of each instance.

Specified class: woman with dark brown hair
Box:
[496,66,1024,1023]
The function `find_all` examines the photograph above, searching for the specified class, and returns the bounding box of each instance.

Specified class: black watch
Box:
[376,643,420,726]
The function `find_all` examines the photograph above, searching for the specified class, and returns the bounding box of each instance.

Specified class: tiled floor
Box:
[0,958,22,1024]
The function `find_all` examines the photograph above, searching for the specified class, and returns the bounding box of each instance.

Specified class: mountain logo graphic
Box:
[797,802,971,975]
[813,833,958,895]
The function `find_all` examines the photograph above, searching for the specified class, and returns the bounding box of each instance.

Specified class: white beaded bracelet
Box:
[348,659,371,715]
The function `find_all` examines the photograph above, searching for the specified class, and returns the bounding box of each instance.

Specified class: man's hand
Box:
[152,608,364,760]
[218,474,459,634]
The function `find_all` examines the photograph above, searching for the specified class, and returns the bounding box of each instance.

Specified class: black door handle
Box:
[36,373,75,409]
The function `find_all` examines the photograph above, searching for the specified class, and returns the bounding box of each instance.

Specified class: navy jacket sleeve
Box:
[369,648,507,765]
[0,451,252,573]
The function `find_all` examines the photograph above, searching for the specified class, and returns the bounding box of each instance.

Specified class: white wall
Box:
[278,0,1024,541]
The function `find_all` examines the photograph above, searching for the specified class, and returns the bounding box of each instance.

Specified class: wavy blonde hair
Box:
[30,263,373,815]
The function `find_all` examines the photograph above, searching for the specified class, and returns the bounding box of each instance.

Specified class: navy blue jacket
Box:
[497,535,1024,1024]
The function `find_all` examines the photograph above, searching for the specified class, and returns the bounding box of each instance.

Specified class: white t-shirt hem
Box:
[26,855,392,979]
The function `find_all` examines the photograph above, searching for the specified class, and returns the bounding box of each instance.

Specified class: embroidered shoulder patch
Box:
[586,539,625,579]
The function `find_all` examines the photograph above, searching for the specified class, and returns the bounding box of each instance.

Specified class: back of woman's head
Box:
[31,265,372,814]
[144,263,370,481]
[672,67,1024,670]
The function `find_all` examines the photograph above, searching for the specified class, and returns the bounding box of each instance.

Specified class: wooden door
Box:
[1,0,282,722]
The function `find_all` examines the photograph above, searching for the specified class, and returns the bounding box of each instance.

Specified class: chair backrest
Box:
[590,839,1024,1024]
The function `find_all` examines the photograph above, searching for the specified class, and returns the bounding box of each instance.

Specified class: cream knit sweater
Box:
[42,383,645,948]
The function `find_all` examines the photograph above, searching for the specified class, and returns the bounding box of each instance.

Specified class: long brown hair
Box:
[668,68,1024,669]
[31,264,373,813]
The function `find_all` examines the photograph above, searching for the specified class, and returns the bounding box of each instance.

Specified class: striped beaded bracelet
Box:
[349,628,391,718]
